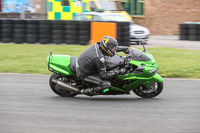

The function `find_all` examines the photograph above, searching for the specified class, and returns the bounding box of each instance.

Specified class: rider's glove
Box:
[124,49,130,54]
[122,47,129,54]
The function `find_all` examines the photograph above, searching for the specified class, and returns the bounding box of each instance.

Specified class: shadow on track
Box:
[48,95,163,103]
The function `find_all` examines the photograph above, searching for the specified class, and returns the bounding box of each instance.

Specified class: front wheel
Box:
[132,82,163,98]
[49,73,78,97]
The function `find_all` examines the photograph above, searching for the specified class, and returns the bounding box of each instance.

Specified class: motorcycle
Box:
[46,40,163,98]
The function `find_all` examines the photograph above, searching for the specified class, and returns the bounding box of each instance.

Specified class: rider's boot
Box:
[81,86,103,96]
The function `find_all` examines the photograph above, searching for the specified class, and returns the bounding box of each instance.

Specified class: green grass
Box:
[146,47,200,79]
[0,43,200,79]
[0,44,88,74]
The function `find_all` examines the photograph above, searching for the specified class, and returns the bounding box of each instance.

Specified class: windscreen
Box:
[74,15,92,20]
[98,1,125,11]
[129,47,151,61]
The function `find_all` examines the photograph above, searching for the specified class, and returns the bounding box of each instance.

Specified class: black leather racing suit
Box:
[76,42,128,93]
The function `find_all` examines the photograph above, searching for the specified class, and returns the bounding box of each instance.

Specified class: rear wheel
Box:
[49,73,78,97]
[132,82,163,98]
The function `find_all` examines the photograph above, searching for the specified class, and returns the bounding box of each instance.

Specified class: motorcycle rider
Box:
[76,36,129,96]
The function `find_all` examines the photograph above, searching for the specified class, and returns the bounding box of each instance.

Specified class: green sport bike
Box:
[47,40,163,98]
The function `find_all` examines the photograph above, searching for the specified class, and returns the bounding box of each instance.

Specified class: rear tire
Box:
[132,82,163,98]
[49,73,78,97]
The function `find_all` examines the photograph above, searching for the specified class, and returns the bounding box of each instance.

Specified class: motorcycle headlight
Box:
[148,68,158,75]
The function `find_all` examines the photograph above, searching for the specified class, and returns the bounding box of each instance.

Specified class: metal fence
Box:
[0,13,47,19]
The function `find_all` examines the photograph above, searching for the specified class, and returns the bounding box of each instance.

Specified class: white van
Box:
[85,0,132,20]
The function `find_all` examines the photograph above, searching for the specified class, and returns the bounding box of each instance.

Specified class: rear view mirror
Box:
[137,39,147,52]
[140,40,147,45]
[137,39,147,45]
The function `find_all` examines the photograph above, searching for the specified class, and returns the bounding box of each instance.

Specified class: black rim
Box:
[133,82,163,98]
[139,82,158,94]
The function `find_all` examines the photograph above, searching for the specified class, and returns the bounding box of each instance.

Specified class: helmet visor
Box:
[108,45,116,53]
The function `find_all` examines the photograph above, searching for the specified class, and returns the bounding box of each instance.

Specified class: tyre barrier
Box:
[179,23,200,41]
[39,20,51,44]
[0,19,130,46]
[65,21,78,44]
[25,20,39,43]
[78,21,91,45]
[117,22,130,46]
[13,19,25,44]
[1,19,13,43]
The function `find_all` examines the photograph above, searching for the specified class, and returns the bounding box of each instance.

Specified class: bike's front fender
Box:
[150,74,163,83]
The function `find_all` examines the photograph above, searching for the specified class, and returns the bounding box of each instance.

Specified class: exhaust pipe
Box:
[52,79,80,93]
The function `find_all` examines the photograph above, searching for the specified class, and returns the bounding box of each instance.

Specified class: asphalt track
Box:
[0,73,200,133]
[133,35,200,50]
[148,35,200,50]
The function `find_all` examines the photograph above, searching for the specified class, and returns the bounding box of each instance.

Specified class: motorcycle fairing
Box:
[109,74,163,93]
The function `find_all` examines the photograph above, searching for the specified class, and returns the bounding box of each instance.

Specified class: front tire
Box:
[132,82,163,98]
[49,73,78,97]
